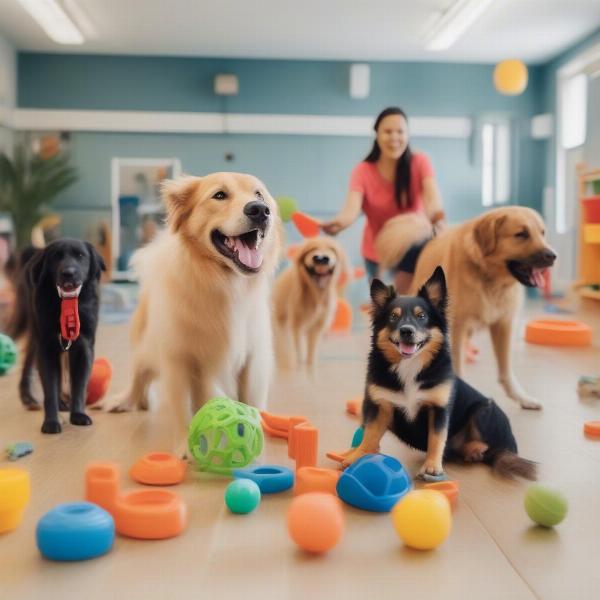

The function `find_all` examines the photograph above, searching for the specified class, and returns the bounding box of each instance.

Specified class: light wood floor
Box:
[1,297,599,600]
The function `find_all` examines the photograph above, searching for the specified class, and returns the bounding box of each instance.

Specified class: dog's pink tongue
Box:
[531,268,546,288]
[400,342,417,355]
[234,238,263,269]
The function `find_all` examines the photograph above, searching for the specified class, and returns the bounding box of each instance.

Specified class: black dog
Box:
[341,266,536,480]
[10,239,105,433]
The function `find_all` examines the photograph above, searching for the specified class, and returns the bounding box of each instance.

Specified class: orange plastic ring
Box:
[525,319,592,346]
[423,480,459,509]
[584,421,600,438]
[130,452,187,486]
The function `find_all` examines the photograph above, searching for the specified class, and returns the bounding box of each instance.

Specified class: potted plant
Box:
[0,143,78,249]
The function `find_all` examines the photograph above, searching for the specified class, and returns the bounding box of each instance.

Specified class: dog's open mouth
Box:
[390,338,427,357]
[507,261,549,288]
[211,228,264,273]
[56,284,82,298]
[305,265,335,289]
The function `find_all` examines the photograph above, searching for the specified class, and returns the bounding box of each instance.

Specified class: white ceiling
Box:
[0,0,599,64]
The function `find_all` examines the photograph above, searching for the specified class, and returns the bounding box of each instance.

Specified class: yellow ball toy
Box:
[391,489,451,550]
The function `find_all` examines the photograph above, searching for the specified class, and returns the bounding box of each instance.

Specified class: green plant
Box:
[0,144,78,248]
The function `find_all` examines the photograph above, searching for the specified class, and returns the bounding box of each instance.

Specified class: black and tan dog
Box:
[341,267,536,480]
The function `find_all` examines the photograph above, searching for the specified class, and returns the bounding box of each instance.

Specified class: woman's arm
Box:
[321,190,363,235]
[422,176,446,234]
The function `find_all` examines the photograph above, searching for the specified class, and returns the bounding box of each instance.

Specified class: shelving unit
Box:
[576,164,600,301]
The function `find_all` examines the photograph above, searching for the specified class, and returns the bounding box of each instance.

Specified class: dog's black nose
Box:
[542,249,557,264]
[244,201,270,224]
[313,255,330,265]
[61,267,77,281]
[399,326,415,339]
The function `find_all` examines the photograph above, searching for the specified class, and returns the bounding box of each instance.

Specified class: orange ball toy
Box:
[86,358,113,405]
[287,492,344,554]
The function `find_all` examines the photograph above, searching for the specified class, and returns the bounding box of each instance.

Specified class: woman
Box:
[322,107,445,293]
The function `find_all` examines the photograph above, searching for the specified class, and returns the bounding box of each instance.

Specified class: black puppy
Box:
[10,239,105,433]
[341,266,536,480]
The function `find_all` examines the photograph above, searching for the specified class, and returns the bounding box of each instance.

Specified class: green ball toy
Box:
[0,333,17,376]
[276,197,298,223]
[188,397,264,475]
[524,485,568,527]
[225,479,261,514]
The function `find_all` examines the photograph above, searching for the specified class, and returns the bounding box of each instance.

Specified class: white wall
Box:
[584,75,600,167]
[0,32,16,152]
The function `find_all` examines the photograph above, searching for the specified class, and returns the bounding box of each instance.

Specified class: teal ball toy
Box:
[225,479,261,514]
[524,485,568,527]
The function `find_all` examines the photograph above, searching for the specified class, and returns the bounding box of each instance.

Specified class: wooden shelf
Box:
[577,164,600,300]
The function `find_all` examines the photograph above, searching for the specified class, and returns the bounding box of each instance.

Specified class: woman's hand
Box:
[321,218,347,235]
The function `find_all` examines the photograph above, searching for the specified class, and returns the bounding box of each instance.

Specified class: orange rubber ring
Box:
[525,319,592,346]
[129,452,187,486]
[115,489,187,540]
[294,467,340,496]
[584,421,600,438]
[346,397,361,416]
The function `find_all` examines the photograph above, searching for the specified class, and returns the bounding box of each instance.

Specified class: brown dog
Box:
[376,206,556,409]
[273,237,348,370]
[100,173,281,451]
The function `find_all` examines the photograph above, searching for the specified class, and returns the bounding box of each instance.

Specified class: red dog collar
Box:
[57,286,81,350]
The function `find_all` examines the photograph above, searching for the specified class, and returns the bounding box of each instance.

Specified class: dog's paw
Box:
[41,420,62,434]
[21,395,41,410]
[518,396,542,410]
[70,412,93,426]
[418,459,444,477]
[340,446,376,469]
[98,397,134,413]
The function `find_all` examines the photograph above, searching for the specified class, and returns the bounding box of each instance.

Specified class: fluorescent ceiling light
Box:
[424,0,495,51]
[18,0,84,45]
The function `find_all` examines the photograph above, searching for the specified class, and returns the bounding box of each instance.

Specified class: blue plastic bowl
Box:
[233,465,294,493]
[337,454,412,512]
[36,502,115,561]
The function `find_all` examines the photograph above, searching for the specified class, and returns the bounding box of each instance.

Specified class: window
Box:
[560,73,587,150]
[481,120,511,207]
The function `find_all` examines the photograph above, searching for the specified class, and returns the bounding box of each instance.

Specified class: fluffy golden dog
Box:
[273,237,348,370]
[376,206,556,409]
[101,173,281,449]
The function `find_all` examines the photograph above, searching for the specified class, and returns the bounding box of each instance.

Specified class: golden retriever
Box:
[376,206,556,409]
[101,172,281,449]
[273,237,348,370]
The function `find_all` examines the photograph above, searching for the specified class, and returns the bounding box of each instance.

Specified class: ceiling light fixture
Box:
[424,0,495,51]
[17,0,84,45]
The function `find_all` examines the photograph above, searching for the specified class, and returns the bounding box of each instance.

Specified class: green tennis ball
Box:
[276,197,298,223]
[524,485,568,527]
[225,479,261,514]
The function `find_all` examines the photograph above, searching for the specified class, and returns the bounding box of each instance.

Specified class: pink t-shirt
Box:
[349,153,434,262]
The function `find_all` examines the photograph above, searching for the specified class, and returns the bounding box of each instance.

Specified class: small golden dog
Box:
[101,172,281,450]
[376,206,556,409]
[273,237,348,370]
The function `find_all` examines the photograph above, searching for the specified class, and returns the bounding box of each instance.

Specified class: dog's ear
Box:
[85,242,106,282]
[26,248,48,289]
[418,266,447,313]
[370,278,395,309]
[474,212,507,256]
[162,176,201,232]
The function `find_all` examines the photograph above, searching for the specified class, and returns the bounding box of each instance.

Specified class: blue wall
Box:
[17,53,547,268]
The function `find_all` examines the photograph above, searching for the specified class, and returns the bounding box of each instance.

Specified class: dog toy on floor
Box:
[578,375,600,399]
[6,442,34,461]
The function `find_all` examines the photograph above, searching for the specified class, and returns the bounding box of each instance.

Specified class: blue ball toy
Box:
[36,502,114,561]
[233,464,294,494]
[336,454,412,513]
